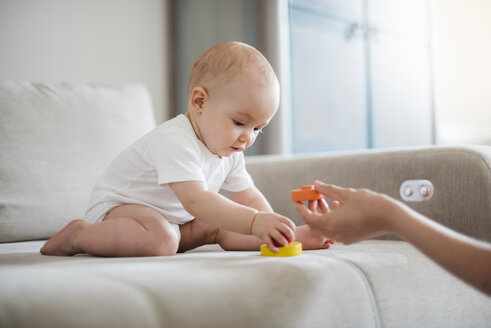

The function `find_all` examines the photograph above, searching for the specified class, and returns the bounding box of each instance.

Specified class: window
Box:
[288,0,434,153]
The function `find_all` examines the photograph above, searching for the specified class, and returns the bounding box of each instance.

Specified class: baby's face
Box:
[196,74,279,158]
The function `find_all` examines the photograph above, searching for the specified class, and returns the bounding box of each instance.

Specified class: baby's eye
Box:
[254,127,264,134]
[233,119,244,126]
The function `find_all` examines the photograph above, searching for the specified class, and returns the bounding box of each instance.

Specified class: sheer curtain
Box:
[254,0,292,155]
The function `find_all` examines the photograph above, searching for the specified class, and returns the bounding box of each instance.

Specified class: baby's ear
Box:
[191,87,208,114]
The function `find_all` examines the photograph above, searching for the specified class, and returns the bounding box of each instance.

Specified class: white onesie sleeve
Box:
[148,128,205,185]
[221,152,254,192]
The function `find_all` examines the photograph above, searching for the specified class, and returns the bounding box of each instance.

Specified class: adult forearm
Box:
[391,204,491,296]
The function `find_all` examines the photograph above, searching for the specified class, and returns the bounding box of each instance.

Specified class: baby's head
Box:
[186,41,279,158]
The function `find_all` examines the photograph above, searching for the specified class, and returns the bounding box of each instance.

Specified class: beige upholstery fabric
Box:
[1,240,490,328]
[0,80,155,242]
[0,241,378,328]
[246,146,491,242]
[330,241,491,326]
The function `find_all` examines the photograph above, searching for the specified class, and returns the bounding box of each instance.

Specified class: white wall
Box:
[433,0,491,145]
[0,0,171,123]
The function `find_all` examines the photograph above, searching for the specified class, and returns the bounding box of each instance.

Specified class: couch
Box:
[1,79,490,328]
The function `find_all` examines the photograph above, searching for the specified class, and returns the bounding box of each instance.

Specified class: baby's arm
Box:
[170,181,295,251]
[230,185,273,212]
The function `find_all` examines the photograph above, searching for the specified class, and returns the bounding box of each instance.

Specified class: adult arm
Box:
[294,181,491,296]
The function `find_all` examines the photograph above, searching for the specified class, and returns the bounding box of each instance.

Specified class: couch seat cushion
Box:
[323,241,491,327]
[1,240,490,328]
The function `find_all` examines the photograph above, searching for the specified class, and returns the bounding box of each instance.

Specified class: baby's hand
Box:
[251,212,296,252]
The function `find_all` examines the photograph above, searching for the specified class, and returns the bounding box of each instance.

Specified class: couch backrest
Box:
[246,146,491,242]
[0,80,156,242]
[2,81,489,244]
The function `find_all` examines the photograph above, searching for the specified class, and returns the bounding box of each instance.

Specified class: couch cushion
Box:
[1,240,490,328]
[0,241,380,328]
[0,80,155,242]
[323,241,491,327]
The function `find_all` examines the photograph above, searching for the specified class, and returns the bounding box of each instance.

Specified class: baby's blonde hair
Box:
[187,41,278,96]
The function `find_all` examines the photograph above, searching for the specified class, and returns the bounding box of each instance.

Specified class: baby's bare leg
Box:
[177,219,220,253]
[294,225,333,250]
[216,225,332,251]
[40,204,179,257]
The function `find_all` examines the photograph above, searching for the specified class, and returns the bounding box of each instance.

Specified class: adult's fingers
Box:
[293,201,314,218]
[314,181,349,201]
[295,200,338,237]
[302,214,330,237]
[294,202,323,226]
[308,199,318,213]
[332,200,340,209]
[318,198,331,214]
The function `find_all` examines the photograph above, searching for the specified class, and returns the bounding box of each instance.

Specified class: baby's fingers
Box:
[277,222,295,244]
[265,238,279,253]
[271,230,290,247]
[279,216,296,232]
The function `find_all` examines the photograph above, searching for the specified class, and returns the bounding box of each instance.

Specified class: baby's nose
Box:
[239,130,254,143]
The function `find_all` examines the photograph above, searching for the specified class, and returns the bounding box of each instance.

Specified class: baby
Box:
[41,41,330,257]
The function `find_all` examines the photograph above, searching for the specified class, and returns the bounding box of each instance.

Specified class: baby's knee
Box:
[145,225,179,256]
[146,235,178,256]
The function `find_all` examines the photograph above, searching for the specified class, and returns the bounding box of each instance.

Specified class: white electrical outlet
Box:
[400,179,434,202]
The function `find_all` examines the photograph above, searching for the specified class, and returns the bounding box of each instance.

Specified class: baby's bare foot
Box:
[40,219,85,256]
[295,224,335,250]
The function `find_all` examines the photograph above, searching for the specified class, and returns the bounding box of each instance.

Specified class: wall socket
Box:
[400,179,434,202]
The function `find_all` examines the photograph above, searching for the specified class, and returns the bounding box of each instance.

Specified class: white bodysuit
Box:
[85,114,254,239]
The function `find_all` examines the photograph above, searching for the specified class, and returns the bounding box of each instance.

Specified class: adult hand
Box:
[294,181,400,244]
[295,181,491,296]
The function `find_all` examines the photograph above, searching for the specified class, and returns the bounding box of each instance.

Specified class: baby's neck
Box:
[184,111,222,159]
[184,111,204,144]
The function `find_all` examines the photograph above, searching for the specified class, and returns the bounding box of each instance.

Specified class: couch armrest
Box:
[245,145,491,242]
